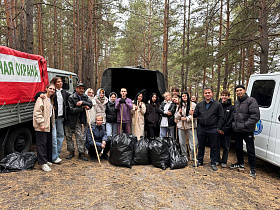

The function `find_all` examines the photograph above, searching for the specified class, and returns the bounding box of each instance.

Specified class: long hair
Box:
[46,83,56,105]
[149,93,159,105]
[50,76,62,85]
[180,91,190,115]
[134,92,144,105]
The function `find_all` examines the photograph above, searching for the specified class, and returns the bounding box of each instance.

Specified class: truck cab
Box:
[247,73,280,167]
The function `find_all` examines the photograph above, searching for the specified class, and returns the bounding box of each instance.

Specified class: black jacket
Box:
[34,90,71,119]
[232,94,260,133]
[219,99,234,135]
[158,101,177,127]
[106,101,117,123]
[193,99,224,130]
[145,102,160,126]
[64,92,93,128]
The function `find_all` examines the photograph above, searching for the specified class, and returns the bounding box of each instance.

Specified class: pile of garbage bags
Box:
[0,152,37,173]
[109,133,188,170]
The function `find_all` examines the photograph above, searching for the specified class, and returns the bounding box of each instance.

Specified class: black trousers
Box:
[217,134,231,164]
[234,132,256,169]
[147,124,159,138]
[35,131,52,165]
[197,124,218,165]
[88,139,111,158]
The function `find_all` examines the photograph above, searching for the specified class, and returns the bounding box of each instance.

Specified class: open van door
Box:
[273,91,280,165]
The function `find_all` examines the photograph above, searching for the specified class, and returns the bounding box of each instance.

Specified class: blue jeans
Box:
[52,117,64,161]
[106,122,118,136]
[160,127,175,139]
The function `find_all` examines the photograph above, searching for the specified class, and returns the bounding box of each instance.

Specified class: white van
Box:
[246,73,280,167]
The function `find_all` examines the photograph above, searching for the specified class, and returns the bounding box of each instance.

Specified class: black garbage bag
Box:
[109,132,137,168]
[133,137,151,165]
[169,140,188,170]
[0,152,37,173]
[149,137,169,170]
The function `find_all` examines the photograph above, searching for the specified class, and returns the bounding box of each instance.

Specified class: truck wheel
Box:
[5,127,32,155]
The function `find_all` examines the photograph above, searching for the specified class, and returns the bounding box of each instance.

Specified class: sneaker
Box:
[216,162,220,166]
[249,169,256,178]
[211,164,218,171]
[66,151,75,159]
[229,163,244,169]
[78,153,88,161]
[53,157,62,164]
[47,162,52,166]
[41,164,51,172]
[221,163,227,168]
[193,161,203,167]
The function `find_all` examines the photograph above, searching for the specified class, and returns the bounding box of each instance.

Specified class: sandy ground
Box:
[1,141,280,210]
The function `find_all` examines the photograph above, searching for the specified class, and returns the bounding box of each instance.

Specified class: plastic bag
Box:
[133,137,151,165]
[169,140,188,170]
[149,137,169,170]
[109,132,137,168]
[0,152,37,173]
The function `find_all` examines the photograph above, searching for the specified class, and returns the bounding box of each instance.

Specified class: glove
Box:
[120,98,126,104]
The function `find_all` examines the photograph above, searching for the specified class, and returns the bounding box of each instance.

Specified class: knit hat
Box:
[234,85,245,91]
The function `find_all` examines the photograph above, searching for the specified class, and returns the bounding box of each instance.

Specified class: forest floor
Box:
[1,141,280,210]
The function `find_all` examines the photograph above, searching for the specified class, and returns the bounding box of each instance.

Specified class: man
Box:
[115,88,133,134]
[190,87,224,171]
[230,85,260,178]
[217,89,234,168]
[86,115,109,160]
[64,83,92,161]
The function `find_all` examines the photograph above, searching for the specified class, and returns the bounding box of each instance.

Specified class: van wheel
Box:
[5,128,32,155]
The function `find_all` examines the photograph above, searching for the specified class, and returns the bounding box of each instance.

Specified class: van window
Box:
[251,80,275,108]
[57,75,70,91]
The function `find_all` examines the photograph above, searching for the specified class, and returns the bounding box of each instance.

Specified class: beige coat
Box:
[93,96,108,123]
[33,96,55,132]
[131,103,146,140]
[175,102,197,130]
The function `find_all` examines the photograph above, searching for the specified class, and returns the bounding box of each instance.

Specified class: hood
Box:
[96,88,106,99]
[85,88,94,100]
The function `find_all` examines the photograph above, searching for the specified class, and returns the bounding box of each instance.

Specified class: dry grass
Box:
[0,142,280,209]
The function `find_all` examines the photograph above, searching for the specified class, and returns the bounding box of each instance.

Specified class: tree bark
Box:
[53,0,58,68]
[162,0,169,89]
[74,0,80,75]
[25,0,34,53]
[185,0,191,91]
[259,0,269,73]
[4,0,17,49]
[181,0,186,92]
[216,0,222,100]
[87,0,94,88]
[37,2,43,56]
[223,0,230,90]
[19,0,26,52]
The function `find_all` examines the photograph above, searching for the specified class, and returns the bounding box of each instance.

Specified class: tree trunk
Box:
[203,1,208,90]
[185,0,191,91]
[162,0,169,89]
[74,0,80,75]
[4,0,17,49]
[216,0,222,100]
[259,0,269,73]
[19,0,26,52]
[37,2,43,56]
[87,0,94,89]
[223,0,230,90]
[25,0,34,54]
[60,0,63,69]
[180,0,186,92]
[81,0,86,84]
[53,0,58,68]
[94,0,99,91]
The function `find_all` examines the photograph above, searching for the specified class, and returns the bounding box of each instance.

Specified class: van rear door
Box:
[273,88,280,165]
[248,78,276,160]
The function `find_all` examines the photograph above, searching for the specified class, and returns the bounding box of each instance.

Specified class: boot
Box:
[78,153,88,161]
[66,151,75,159]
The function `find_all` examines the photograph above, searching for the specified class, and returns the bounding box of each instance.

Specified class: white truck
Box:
[0,46,78,159]
[247,73,280,167]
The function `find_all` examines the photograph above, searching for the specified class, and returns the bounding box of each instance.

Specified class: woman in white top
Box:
[131,92,146,140]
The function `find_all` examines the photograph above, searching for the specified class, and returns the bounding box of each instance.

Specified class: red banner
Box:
[0,46,49,105]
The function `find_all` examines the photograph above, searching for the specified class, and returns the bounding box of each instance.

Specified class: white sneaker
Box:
[47,162,52,166]
[53,157,62,164]
[41,164,52,172]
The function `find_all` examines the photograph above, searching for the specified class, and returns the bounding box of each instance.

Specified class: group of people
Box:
[33,78,260,178]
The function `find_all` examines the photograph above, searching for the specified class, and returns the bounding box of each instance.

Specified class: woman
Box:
[131,92,146,140]
[106,92,118,137]
[33,83,55,172]
[175,91,198,159]
[159,92,177,139]
[94,88,108,124]
[85,88,97,125]
[145,93,160,138]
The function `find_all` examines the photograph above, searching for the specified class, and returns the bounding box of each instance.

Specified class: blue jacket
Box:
[86,123,107,148]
